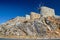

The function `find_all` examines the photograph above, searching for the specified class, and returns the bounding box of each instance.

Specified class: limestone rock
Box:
[0,6,60,38]
[33,18,47,36]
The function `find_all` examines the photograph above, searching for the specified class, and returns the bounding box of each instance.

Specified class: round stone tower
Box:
[40,6,55,17]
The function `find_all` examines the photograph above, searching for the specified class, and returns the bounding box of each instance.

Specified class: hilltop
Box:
[0,6,60,39]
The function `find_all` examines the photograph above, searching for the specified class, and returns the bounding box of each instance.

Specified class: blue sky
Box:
[0,0,60,24]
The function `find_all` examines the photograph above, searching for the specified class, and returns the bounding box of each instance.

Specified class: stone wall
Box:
[30,12,40,21]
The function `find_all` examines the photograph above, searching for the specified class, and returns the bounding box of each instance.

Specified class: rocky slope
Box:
[0,6,60,39]
[0,16,60,38]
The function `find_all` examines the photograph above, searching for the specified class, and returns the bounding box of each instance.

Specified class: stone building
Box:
[40,6,55,17]
[30,12,40,21]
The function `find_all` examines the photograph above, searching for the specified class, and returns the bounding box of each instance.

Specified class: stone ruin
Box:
[40,6,55,17]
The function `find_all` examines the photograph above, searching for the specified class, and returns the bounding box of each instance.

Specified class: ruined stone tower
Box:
[40,6,55,17]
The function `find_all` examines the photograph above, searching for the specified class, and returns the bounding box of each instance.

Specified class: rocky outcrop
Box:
[0,16,60,38]
[0,6,60,38]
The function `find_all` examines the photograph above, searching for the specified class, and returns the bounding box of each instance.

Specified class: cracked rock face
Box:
[0,16,60,38]
[33,19,47,36]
